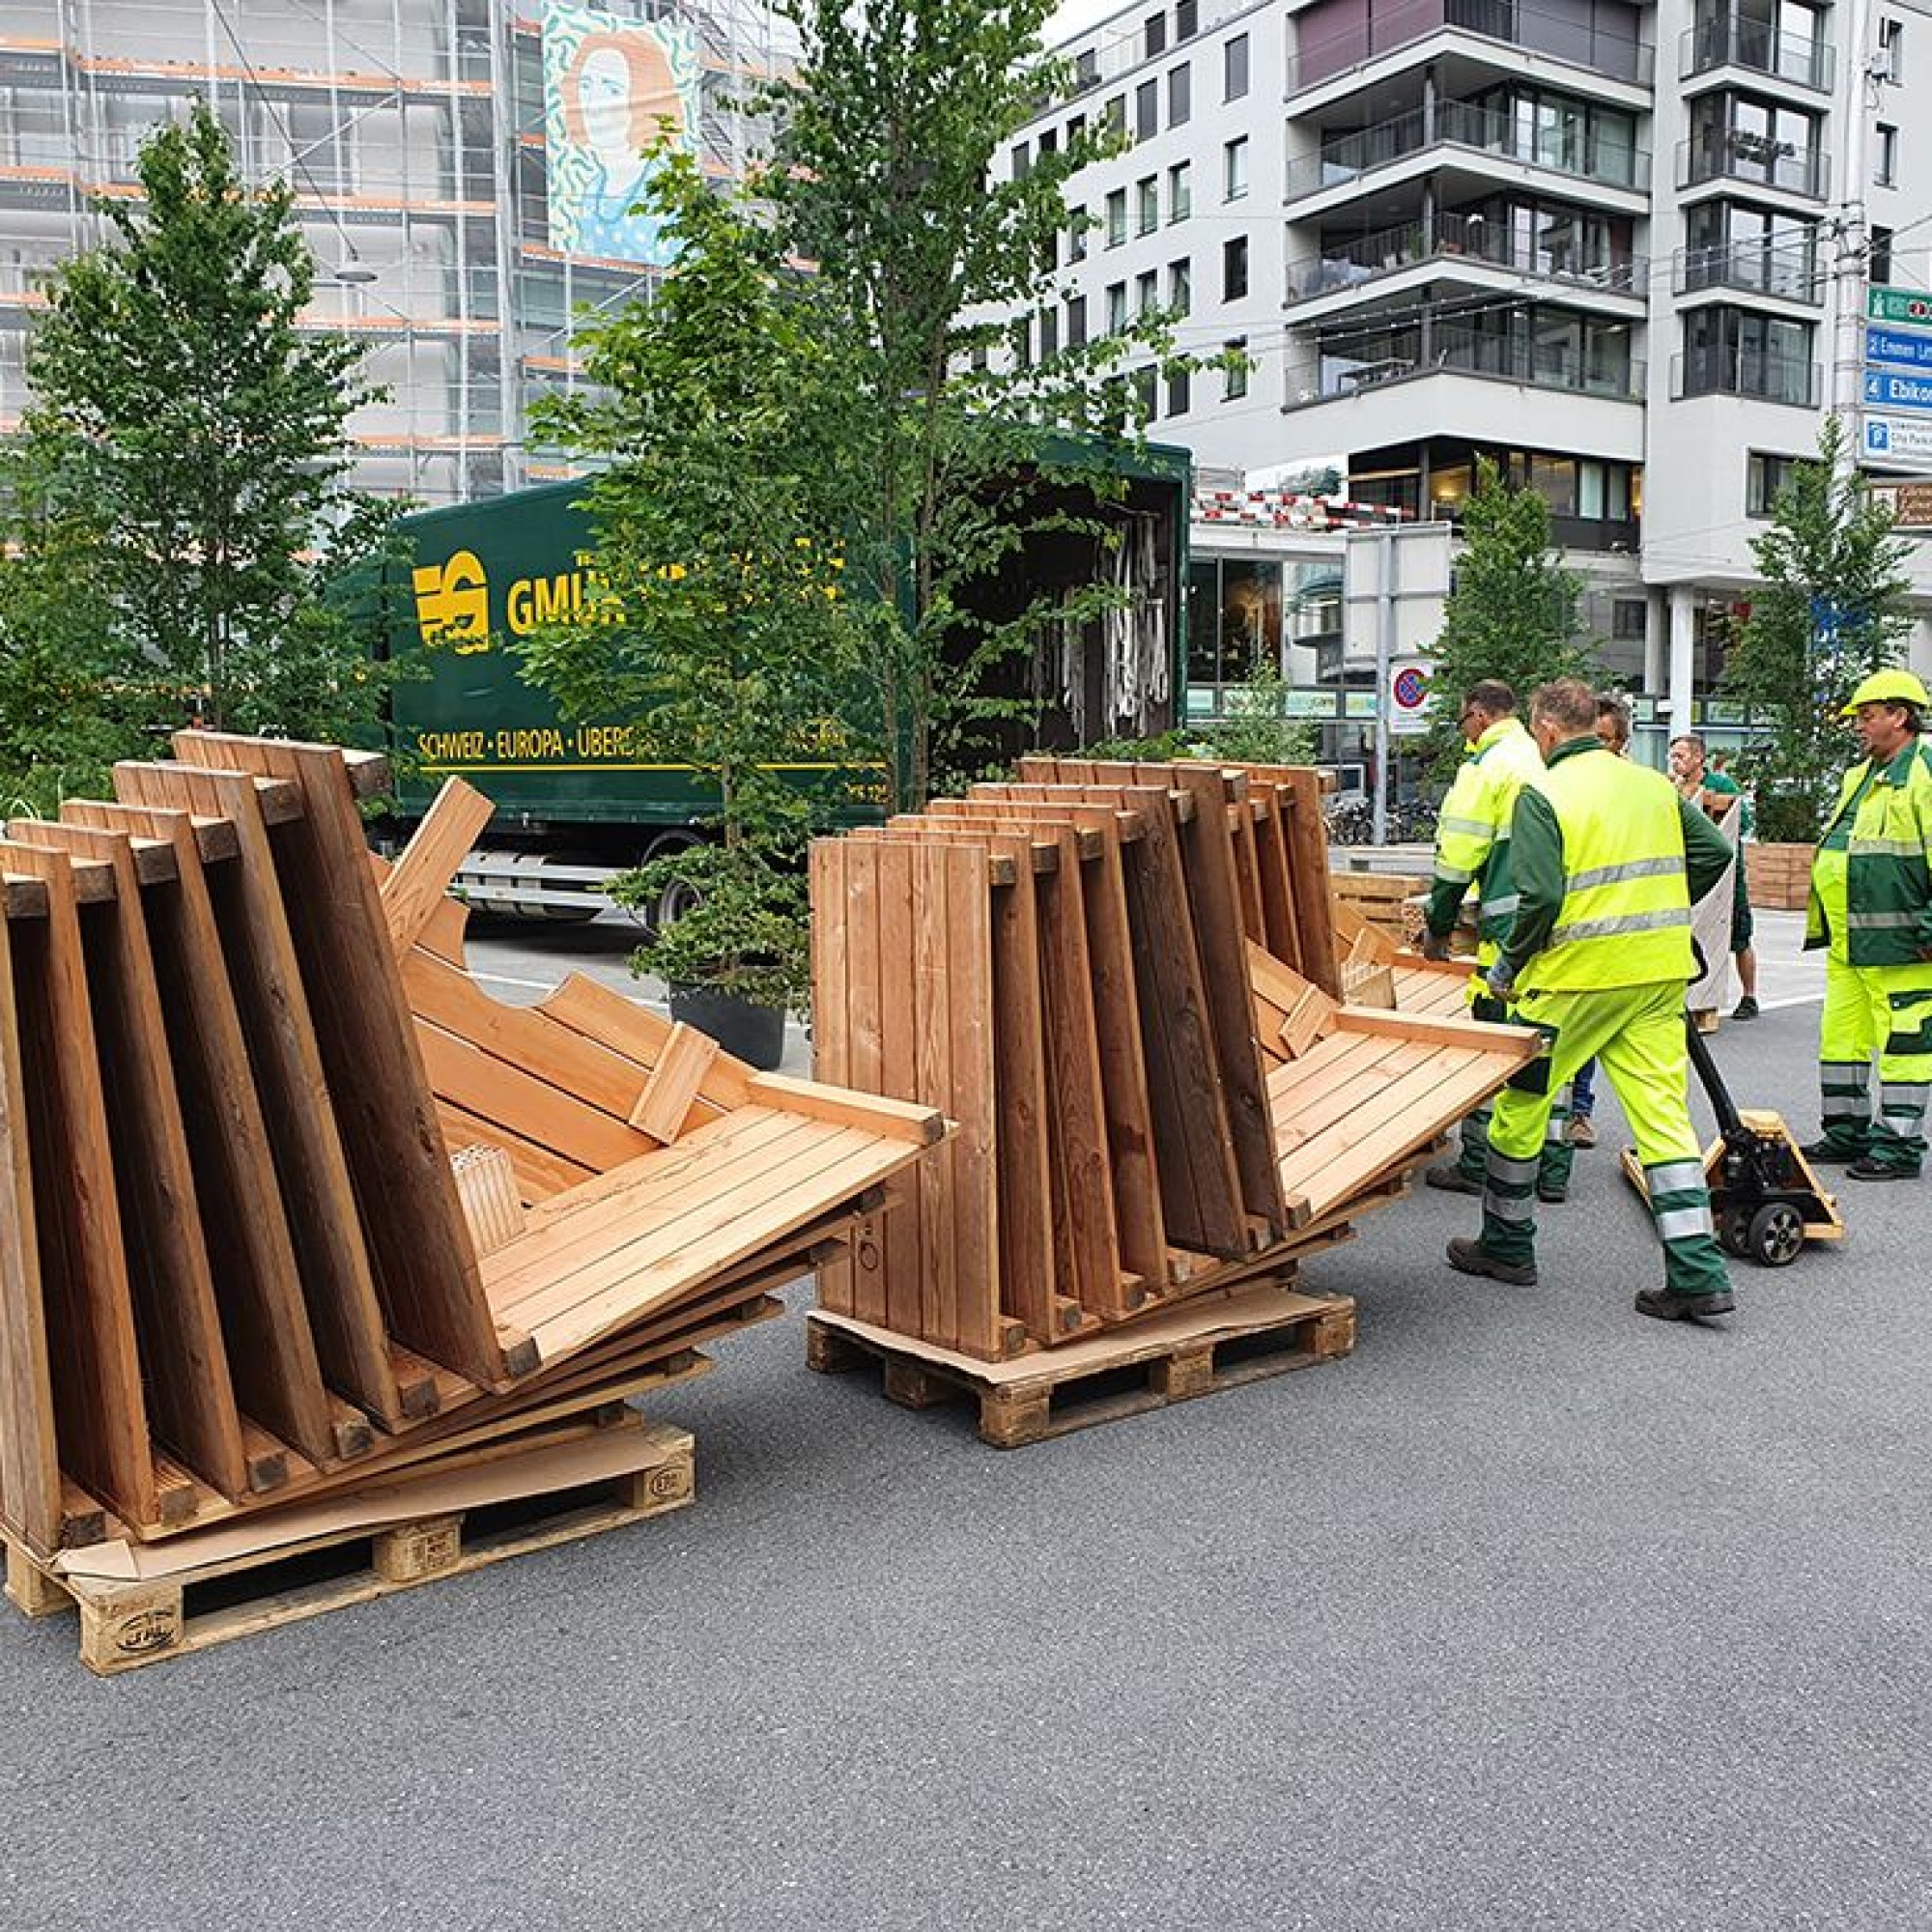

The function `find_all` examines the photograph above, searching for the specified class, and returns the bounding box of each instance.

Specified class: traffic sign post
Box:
[1861,289,1932,475]
[1388,659,1435,737]
[1868,287,1932,327]
[1862,413,1932,473]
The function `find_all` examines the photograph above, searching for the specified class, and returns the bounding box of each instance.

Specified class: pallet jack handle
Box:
[1684,940,1746,1139]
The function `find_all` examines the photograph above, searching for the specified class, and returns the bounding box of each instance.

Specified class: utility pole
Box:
[1827,0,1878,483]
[1373,526,1395,846]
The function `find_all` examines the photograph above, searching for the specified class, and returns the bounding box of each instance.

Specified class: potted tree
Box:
[520,152,862,1068]
[1723,416,1915,909]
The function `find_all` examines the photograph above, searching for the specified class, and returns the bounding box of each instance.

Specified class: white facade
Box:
[1011,0,1932,735]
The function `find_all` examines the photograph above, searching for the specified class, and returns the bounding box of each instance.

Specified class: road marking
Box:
[468,968,567,995]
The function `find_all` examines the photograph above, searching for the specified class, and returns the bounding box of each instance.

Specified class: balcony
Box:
[1284,210,1644,306]
[1681,15,1834,92]
[1678,128,1829,199]
[1290,0,1655,93]
[1674,242,1820,305]
[1288,321,1644,405]
[1673,347,1819,406]
[1287,99,1651,201]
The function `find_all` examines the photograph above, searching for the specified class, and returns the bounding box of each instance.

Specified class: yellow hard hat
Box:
[1841,668,1930,716]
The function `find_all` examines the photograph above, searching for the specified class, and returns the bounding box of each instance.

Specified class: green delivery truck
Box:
[377,444,1191,920]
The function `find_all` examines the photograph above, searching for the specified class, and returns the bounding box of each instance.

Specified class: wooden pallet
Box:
[5,1415,695,1676]
[806,1281,1355,1448]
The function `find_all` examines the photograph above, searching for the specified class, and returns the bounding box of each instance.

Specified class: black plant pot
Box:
[668,983,787,1069]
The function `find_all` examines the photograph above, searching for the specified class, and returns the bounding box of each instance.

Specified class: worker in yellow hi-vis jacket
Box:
[1418,680,1572,1202]
[1447,678,1738,1324]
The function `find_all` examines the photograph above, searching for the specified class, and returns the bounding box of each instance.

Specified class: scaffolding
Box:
[0,0,793,502]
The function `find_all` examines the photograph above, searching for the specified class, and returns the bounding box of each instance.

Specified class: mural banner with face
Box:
[544,2,701,265]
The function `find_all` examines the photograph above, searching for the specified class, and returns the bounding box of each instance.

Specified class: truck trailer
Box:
[377,445,1191,921]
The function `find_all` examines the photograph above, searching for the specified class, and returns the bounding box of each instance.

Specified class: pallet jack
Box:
[1619,978,1844,1268]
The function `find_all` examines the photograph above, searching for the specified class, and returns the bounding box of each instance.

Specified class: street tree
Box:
[1722,413,1915,840]
[8,102,395,750]
[1426,457,1594,773]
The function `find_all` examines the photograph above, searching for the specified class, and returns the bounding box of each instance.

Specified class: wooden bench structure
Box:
[0,737,945,1570]
[810,758,1542,1369]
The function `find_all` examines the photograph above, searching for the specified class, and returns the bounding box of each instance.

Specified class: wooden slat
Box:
[111,761,404,1426]
[437,1100,597,1205]
[629,1023,720,1146]
[449,1145,526,1258]
[807,840,856,1319]
[3,833,251,1499]
[0,847,159,1529]
[379,777,494,953]
[0,875,59,1553]
[870,838,924,1338]
[1277,769,1342,998]
[1248,782,1304,968]
[171,734,516,1390]
[536,974,754,1112]
[51,806,340,1466]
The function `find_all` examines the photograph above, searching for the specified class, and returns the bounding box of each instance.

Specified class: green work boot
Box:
[1634,1287,1736,1322]
[1446,1236,1537,1287]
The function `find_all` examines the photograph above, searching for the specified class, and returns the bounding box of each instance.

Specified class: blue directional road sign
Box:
[1867,325,1932,371]
[1862,369,1932,412]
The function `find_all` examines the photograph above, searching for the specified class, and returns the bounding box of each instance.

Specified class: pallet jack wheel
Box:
[1747,1202,1805,1268]
[1718,1208,1753,1259]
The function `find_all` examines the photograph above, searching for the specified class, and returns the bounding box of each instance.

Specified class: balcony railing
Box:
[1287,98,1650,199]
[1678,128,1829,198]
[1681,14,1834,91]
[1287,323,1644,404]
[1675,242,1821,304]
[1289,0,1655,92]
[1285,210,1644,304]
[1673,347,1820,406]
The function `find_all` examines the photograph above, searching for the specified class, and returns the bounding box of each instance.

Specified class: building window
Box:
[1223,136,1248,200]
[1010,141,1030,180]
[1106,280,1128,332]
[1871,224,1894,281]
[1879,15,1904,79]
[1747,450,1801,515]
[1136,78,1159,140]
[1137,175,1159,235]
[1176,0,1198,40]
[1611,600,1647,641]
[1134,365,1159,419]
[1137,268,1159,314]
[1038,128,1057,158]
[1038,307,1060,359]
[1168,160,1192,220]
[1106,187,1127,246]
[1168,257,1191,314]
[1105,95,1125,133]
[1225,338,1249,399]
[1068,112,1087,147]
[1145,10,1167,57]
[1068,204,1089,262]
[1681,306,1816,405]
[1074,48,1098,90]
[1168,63,1191,126]
[1065,294,1088,349]
[1011,317,1031,369]
[1224,33,1249,99]
[1877,123,1899,186]
[1167,366,1192,415]
[1223,234,1249,300]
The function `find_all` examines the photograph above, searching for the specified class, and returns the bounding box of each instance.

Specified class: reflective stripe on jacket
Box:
[1425,716,1543,947]
[1805,741,1932,966]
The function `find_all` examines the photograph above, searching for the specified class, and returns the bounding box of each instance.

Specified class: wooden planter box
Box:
[1746,841,1815,912]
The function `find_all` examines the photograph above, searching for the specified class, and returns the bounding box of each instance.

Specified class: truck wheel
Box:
[629,833,703,935]
[1747,1202,1804,1267]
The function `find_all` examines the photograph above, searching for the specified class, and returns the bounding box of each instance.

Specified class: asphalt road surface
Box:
[3,911,1927,1930]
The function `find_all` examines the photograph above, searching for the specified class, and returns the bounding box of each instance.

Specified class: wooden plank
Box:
[0,880,59,1554]
[1,849,159,1530]
[379,777,494,954]
[50,806,340,1466]
[536,974,753,1112]
[111,762,403,1426]
[1246,783,1303,967]
[745,1072,945,1146]
[842,837,890,1330]
[1335,1007,1541,1053]
[449,1145,526,1258]
[2,834,251,1500]
[628,1023,720,1146]
[170,734,516,1391]
[807,840,856,1319]
[983,840,1060,1346]
[871,838,925,1339]
[437,1101,596,1206]
[1278,769,1342,998]
[1282,986,1340,1060]
[912,840,961,1350]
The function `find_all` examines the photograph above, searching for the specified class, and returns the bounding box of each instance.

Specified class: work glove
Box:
[1484,959,1517,1004]
[1420,930,1453,961]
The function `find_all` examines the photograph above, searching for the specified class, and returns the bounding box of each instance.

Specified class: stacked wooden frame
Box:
[0,736,944,1563]
[810,758,1540,1364]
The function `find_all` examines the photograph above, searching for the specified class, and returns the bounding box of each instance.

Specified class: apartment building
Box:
[1010,0,1932,736]
[0,0,789,503]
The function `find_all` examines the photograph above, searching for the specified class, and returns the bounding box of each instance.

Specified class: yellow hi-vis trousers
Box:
[1479,978,1730,1299]
[1817,955,1932,1174]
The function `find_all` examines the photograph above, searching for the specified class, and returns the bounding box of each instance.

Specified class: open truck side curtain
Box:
[376,443,1190,920]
